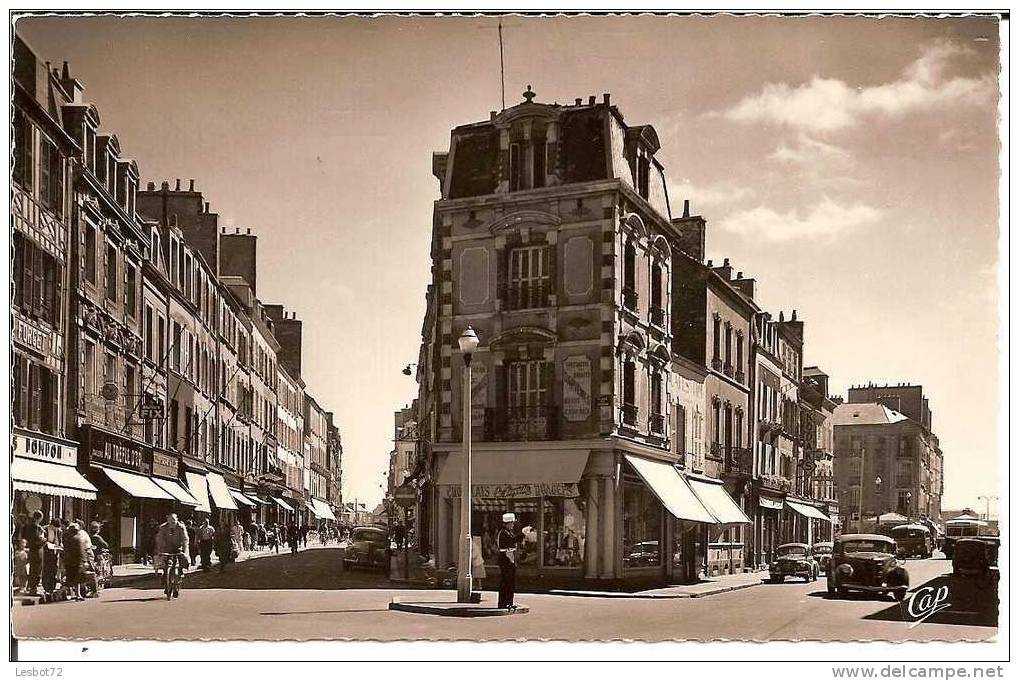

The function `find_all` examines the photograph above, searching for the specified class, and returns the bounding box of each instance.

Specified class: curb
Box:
[389,599,530,617]
[549,579,765,600]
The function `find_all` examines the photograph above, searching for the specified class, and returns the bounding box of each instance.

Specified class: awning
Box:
[98,466,175,501]
[312,497,337,521]
[12,457,98,500]
[688,478,752,525]
[437,449,589,485]
[787,499,833,522]
[152,478,200,506]
[305,502,318,516]
[759,496,784,511]
[272,497,295,512]
[206,472,238,510]
[624,455,717,524]
[184,471,212,513]
[229,488,257,507]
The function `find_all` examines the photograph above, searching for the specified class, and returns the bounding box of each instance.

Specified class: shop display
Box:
[542,497,585,567]
[623,479,663,568]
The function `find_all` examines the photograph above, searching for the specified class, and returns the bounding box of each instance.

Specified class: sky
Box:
[17,14,1001,513]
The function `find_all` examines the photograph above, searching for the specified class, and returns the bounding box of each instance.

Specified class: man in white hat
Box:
[496,512,518,609]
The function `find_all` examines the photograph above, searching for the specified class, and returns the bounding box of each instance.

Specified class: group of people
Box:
[13,510,111,600]
[244,521,314,554]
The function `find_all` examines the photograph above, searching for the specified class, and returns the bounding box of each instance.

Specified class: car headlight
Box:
[837,564,853,577]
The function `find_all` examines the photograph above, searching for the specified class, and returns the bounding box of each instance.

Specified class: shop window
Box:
[473,498,539,567]
[623,479,663,568]
[507,244,549,310]
[542,497,585,567]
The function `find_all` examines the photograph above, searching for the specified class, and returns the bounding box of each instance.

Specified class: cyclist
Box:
[154,512,191,598]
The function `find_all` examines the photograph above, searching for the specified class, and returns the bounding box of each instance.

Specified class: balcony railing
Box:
[621,403,638,427]
[723,362,733,377]
[649,413,665,435]
[711,356,723,371]
[735,369,745,384]
[726,446,752,475]
[622,286,638,312]
[649,305,666,328]
[506,280,550,311]
[482,405,559,442]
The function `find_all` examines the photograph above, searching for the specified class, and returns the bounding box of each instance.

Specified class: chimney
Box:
[683,199,690,218]
[61,61,70,80]
[706,259,713,267]
[147,181,155,191]
[161,181,170,191]
[489,111,497,120]
[175,179,181,191]
[588,95,596,105]
[779,311,785,322]
[603,93,611,105]
[574,98,582,106]
[737,271,743,279]
[189,179,195,192]
[204,201,210,213]
[246,228,251,235]
[235,228,240,234]
[791,309,798,321]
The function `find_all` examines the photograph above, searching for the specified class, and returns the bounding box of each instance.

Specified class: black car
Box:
[827,534,909,600]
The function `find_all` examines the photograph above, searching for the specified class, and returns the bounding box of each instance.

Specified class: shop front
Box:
[755,491,786,566]
[150,449,200,514]
[687,476,753,575]
[204,471,239,524]
[12,429,97,526]
[785,498,833,545]
[82,425,179,564]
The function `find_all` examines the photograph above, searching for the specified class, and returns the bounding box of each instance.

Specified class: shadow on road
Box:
[260,608,391,616]
[862,573,998,628]
[101,596,169,603]
[119,548,422,592]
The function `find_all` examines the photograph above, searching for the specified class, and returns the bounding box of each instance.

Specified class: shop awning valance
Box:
[152,478,200,506]
[206,472,238,510]
[437,449,589,486]
[272,497,295,512]
[98,466,175,501]
[12,457,98,500]
[688,478,752,525]
[184,471,212,513]
[229,488,258,507]
[624,455,717,524]
[312,497,337,521]
[786,500,832,523]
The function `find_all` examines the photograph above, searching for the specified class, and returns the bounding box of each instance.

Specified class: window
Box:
[13,109,33,190]
[650,262,662,308]
[15,359,57,434]
[735,333,744,377]
[542,498,585,567]
[83,341,96,400]
[125,264,137,317]
[532,140,546,188]
[125,365,136,429]
[39,139,63,217]
[724,322,732,371]
[84,225,97,284]
[674,404,687,463]
[650,371,664,434]
[507,244,549,310]
[509,142,523,192]
[172,321,182,371]
[636,154,650,199]
[14,232,60,327]
[105,243,118,302]
[734,410,743,449]
[712,400,721,447]
[712,315,721,362]
[622,240,637,311]
[145,306,154,361]
[623,479,662,568]
[158,316,166,366]
[897,489,912,515]
[507,359,550,416]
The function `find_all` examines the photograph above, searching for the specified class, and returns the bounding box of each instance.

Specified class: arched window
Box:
[622,359,637,426]
[623,240,637,311]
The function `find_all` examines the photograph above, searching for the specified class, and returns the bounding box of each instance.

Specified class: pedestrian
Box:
[216,520,237,573]
[62,522,91,601]
[300,523,309,549]
[13,538,29,593]
[197,519,216,570]
[287,522,299,554]
[496,512,518,610]
[187,519,201,567]
[141,520,157,565]
[20,511,46,596]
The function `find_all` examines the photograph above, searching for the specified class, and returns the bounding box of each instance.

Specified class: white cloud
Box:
[669,178,753,210]
[723,41,995,133]
[718,197,883,242]
[770,133,851,165]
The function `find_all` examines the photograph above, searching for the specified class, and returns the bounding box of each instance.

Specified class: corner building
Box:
[420,89,747,589]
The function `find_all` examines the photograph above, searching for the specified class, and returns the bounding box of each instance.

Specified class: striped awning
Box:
[184,471,212,514]
[12,457,98,500]
[229,488,258,507]
[272,497,294,512]
[98,466,174,501]
[152,478,200,506]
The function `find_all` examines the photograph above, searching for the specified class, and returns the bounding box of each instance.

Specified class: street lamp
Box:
[977,495,998,521]
[874,476,883,531]
[456,326,480,603]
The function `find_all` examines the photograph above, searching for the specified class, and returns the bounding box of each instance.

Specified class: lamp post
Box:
[874,475,883,532]
[977,495,998,521]
[456,326,480,603]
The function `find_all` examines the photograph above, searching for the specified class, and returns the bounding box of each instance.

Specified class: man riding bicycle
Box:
[154,512,191,598]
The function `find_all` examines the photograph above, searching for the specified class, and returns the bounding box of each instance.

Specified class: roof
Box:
[777,543,810,549]
[891,524,931,532]
[836,534,895,542]
[832,402,910,426]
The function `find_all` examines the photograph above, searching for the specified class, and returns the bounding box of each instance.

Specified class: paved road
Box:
[13,548,996,642]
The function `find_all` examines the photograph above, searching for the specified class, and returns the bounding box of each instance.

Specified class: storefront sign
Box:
[14,431,78,466]
[447,482,580,499]
[394,484,418,508]
[87,427,148,473]
[151,450,179,479]
[13,313,52,355]
[562,356,592,422]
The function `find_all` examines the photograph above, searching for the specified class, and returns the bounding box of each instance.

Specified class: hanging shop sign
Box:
[562,355,592,422]
[394,484,419,508]
[14,430,78,466]
[446,482,580,499]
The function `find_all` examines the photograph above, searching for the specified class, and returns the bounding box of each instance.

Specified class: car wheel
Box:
[893,590,906,602]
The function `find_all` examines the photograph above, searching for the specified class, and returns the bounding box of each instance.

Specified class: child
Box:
[13,539,29,593]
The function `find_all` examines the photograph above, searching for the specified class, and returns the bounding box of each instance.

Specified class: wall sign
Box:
[87,427,149,473]
[13,313,53,356]
[14,431,78,466]
[152,450,179,479]
[562,355,592,422]
[446,482,580,499]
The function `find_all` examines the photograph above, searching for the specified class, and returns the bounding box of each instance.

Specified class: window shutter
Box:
[51,150,63,218]
[544,241,555,305]
[14,358,27,426]
[496,247,508,307]
[32,245,45,320]
[28,362,42,431]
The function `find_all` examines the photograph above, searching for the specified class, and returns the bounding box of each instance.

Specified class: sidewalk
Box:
[548,570,767,599]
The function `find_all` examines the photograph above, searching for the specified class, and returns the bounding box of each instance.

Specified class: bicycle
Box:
[160,552,186,600]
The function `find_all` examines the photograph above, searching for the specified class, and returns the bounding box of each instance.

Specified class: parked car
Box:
[625,541,660,568]
[952,537,999,586]
[889,524,934,559]
[943,518,991,559]
[827,534,909,600]
[769,543,818,583]
[341,526,390,571]
[811,542,833,574]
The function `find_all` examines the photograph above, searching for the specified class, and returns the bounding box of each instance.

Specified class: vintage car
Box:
[769,543,818,582]
[827,534,909,600]
[889,523,934,559]
[811,542,833,573]
[942,518,991,559]
[952,537,999,584]
[341,526,390,571]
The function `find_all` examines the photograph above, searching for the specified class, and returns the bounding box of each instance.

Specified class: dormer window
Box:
[508,133,548,192]
[636,153,650,199]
